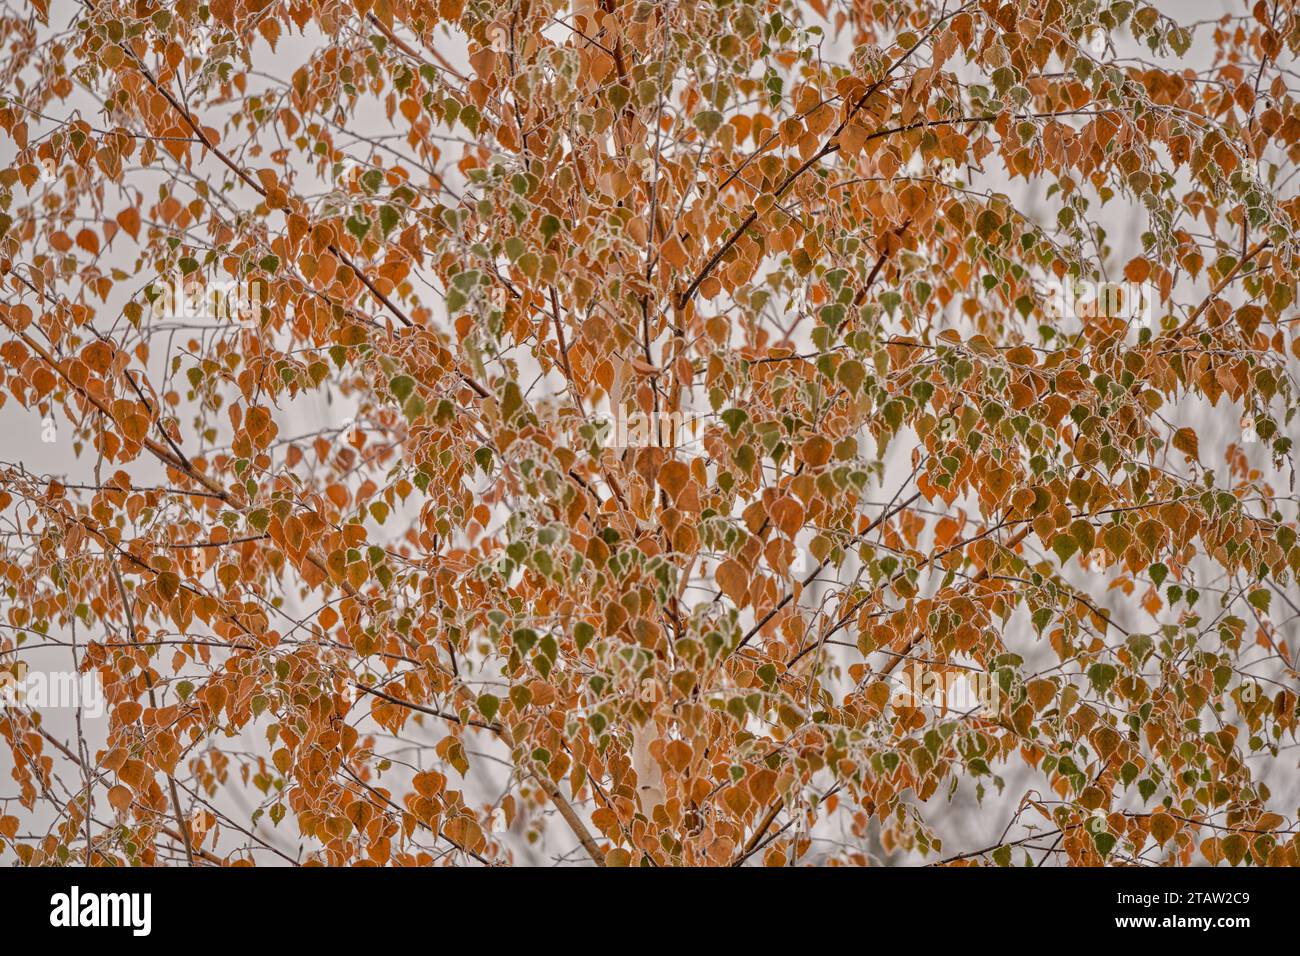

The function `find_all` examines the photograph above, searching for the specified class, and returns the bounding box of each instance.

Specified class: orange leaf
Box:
[716,559,749,605]
[657,459,691,500]
[770,496,804,538]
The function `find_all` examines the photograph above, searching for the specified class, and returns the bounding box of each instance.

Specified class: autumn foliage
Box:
[2,0,1300,867]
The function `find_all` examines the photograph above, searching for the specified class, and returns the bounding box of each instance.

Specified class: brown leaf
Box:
[1171,426,1199,461]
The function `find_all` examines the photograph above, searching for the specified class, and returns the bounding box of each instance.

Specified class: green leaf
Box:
[694,110,723,136]
[1087,663,1118,695]
[389,375,416,403]
[402,396,425,421]
[513,628,538,653]
[1051,534,1078,564]
[501,381,524,424]
[837,359,865,394]
[345,215,371,241]
[607,84,630,111]
[721,407,747,435]
[991,66,1017,94]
